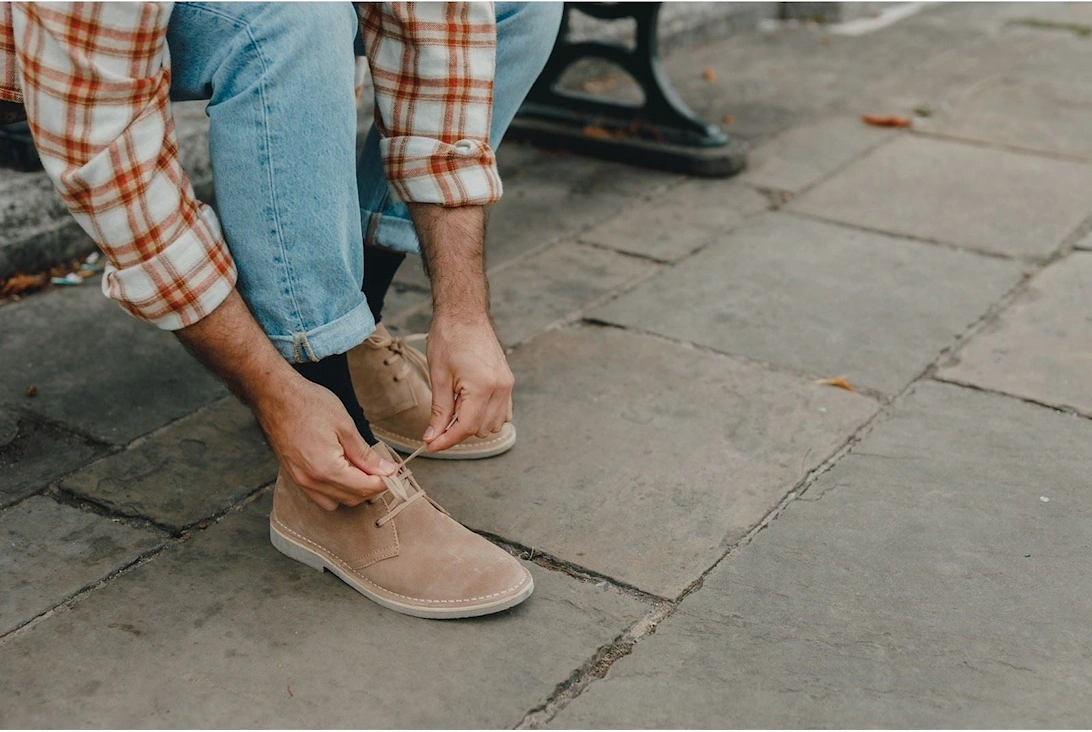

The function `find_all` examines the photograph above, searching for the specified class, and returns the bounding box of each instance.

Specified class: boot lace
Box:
[366,329,430,386]
[371,415,457,527]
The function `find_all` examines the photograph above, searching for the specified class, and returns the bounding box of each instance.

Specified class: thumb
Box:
[424,370,456,443]
[341,426,397,476]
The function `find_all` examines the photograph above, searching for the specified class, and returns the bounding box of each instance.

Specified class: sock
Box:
[362,245,406,324]
[295,352,377,445]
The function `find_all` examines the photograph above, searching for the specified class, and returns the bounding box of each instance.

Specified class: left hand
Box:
[423,314,514,452]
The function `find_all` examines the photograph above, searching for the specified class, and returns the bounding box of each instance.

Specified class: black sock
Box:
[363,245,406,324]
[295,352,377,445]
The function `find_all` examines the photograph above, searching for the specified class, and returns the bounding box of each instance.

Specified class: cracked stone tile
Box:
[742,115,897,194]
[0,496,163,636]
[0,495,647,728]
[790,135,1092,259]
[58,397,277,530]
[0,408,108,509]
[590,213,1025,394]
[0,284,226,444]
[579,180,768,262]
[553,381,1092,728]
[407,325,877,598]
[937,252,1092,415]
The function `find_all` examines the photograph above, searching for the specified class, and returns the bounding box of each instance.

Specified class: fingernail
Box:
[423,426,435,440]
[379,459,397,474]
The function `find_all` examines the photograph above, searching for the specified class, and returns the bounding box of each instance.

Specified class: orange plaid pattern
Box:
[0,3,501,330]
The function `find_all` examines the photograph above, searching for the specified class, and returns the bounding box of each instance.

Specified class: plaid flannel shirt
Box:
[0,3,501,330]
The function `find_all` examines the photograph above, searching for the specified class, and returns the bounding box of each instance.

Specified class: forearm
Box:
[409,203,491,324]
[174,288,296,409]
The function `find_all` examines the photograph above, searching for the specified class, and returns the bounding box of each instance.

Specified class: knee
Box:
[223,3,357,85]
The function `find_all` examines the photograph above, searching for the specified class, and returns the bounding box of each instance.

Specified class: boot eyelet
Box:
[383,359,391,366]
[374,520,382,528]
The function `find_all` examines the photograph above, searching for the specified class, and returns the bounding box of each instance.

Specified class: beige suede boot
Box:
[269,442,533,619]
[347,323,516,459]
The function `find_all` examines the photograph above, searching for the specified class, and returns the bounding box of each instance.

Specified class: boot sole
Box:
[270,522,533,619]
[373,424,516,460]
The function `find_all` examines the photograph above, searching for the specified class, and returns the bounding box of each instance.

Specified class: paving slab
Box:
[385,242,658,346]
[0,496,163,637]
[392,144,680,293]
[591,213,1025,394]
[790,135,1092,258]
[489,241,656,346]
[579,180,768,263]
[0,495,647,728]
[937,252,1092,415]
[552,381,1092,728]
[0,282,227,445]
[58,397,278,530]
[917,75,1092,160]
[408,326,876,598]
[742,115,896,194]
[0,408,108,509]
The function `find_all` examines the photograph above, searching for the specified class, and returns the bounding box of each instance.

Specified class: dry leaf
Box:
[702,67,717,83]
[816,376,856,392]
[25,384,38,398]
[861,114,912,129]
[0,273,48,298]
[721,114,736,126]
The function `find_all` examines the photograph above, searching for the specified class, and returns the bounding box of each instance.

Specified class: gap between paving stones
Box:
[510,201,1089,725]
[914,127,1092,166]
[0,482,275,648]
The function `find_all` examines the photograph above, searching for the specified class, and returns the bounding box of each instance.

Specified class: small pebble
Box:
[1040,496,1050,503]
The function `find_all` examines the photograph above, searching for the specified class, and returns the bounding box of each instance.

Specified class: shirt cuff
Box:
[380,136,503,206]
[101,203,238,331]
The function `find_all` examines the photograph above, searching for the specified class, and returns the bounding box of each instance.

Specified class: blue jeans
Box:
[167,2,562,362]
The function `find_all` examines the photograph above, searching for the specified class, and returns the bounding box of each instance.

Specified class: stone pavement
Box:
[3,2,1092,727]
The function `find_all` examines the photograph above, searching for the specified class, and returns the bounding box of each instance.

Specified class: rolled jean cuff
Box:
[266,299,377,363]
[362,206,421,256]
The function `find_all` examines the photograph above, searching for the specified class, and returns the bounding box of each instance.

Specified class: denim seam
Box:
[244,22,313,358]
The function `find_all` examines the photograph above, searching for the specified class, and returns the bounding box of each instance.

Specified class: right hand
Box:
[253,373,398,511]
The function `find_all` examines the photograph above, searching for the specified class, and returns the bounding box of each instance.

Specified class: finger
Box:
[301,487,340,511]
[424,370,456,443]
[326,459,389,498]
[428,392,486,452]
[339,426,398,477]
[477,391,508,438]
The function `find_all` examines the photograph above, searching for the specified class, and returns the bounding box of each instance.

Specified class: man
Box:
[1,2,562,618]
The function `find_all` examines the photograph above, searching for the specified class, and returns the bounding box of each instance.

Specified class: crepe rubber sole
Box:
[270,521,534,619]
[373,423,517,460]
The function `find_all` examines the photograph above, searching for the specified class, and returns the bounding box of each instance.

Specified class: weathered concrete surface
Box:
[489,242,657,347]
[790,135,1092,259]
[591,213,1025,394]
[0,280,226,445]
[552,381,1092,728]
[579,180,768,263]
[917,75,1092,161]
[741,115,895,194]
[58,397,277,530]
[0,496,648,729]
[409,326,877,598]
[938,252,1092,416]
[0,496,163,636]
[0,408,108,509]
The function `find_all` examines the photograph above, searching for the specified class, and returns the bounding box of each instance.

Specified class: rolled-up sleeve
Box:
[359,2,502,207]
[11,3,236,330]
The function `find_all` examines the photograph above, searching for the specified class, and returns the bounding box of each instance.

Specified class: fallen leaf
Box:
[862,114,912,129]
[0,273,48,298]
[25,384,38,398]
[721,114,736,126]
[582,125,626,140]
[816,376,856,392]
[702,67,717,83]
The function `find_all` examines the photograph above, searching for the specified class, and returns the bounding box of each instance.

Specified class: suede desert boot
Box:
[269,442,533,618]
[347,323,516,459]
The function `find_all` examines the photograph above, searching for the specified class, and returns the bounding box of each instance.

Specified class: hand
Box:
[423,315,514,452]
[254,372,398,511]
